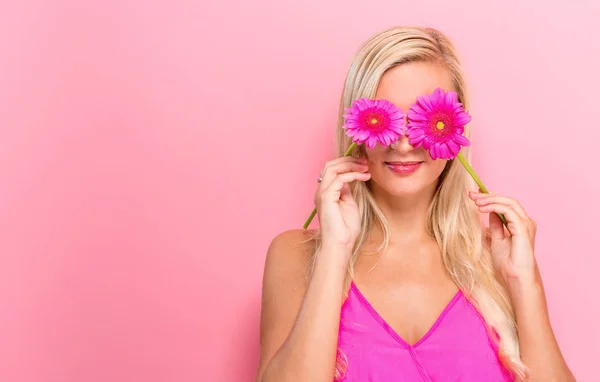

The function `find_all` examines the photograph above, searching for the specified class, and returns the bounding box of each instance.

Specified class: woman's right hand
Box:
[314,156,371,256]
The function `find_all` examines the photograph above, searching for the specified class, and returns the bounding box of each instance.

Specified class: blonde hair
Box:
[307,26,527,379]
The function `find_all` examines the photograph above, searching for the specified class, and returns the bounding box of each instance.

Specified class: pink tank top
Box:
[337,282,514,381]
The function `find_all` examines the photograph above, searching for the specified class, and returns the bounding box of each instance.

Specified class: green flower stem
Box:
[456,152,508,227]
[303,142,359,229]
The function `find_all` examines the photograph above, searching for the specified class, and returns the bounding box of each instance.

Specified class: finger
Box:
[339,182,355,204]
[320,172,371,203]
[470,188,495,195]
[320,160,368,190]
[469,190,493,198]
[488,209,506,243]
[321,156,366,177]
[477,203,527,236]
[472,195,528,221]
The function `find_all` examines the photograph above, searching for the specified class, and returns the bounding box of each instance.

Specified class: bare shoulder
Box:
[263,228,317,290]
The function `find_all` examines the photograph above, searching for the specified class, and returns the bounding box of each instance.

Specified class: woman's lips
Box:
[384,161,423,175]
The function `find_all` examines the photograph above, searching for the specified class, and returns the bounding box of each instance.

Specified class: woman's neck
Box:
[369,183,437,246]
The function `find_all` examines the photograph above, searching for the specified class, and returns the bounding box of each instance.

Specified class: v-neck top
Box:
[336,282,515,381]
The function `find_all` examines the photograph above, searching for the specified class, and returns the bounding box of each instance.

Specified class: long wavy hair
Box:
[305,26,527,379]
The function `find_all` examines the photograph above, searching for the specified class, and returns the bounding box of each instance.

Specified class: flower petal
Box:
[430,143,438,160]
[446,90,458,105]
[431,88,444,104]
[378,132,391,146]
[356,98,371,111]
[356,129,370,141]
[366,135,377,148]
[418,94,434,111]
[454,134,471,147]
[409,134,425,147]
[434,143,446,160]
[453,112,472,127]
[422,136,433,150]
[407,127,424,138]
[446,139,460,157]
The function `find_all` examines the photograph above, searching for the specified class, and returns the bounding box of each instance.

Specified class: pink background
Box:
[0,0,598,381]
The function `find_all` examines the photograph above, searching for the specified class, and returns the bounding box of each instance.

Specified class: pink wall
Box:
[0,0,598,381]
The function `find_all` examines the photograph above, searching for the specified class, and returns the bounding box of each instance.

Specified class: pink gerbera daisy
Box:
[406,88,471,160]
[343,98,406,149]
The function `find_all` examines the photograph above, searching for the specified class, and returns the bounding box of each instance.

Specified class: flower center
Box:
[428,113,453,139]
[362,111,388,132]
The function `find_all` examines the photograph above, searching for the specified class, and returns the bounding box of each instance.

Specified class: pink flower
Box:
[406,88,471,160]
[343,98,406,149]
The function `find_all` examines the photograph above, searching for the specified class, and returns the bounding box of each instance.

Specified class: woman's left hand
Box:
[468,191,538,287]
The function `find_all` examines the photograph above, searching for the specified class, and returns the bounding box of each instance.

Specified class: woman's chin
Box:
[374,182,425,198]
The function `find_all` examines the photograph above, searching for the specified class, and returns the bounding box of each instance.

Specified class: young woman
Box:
[256,26,575,382]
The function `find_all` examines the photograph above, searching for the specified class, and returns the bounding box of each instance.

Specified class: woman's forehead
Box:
[374,62,455,110]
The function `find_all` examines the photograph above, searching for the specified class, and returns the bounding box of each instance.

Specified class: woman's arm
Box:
[508,268,576,382]
[255,230,350,382]
[469,191,575,381]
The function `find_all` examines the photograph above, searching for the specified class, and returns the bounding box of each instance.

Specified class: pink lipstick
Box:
[385,161,423,175]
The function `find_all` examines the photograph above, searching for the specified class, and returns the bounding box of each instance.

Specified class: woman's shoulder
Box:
[265,229,317,273]
[262,229,317,292]
[268,228,317,254]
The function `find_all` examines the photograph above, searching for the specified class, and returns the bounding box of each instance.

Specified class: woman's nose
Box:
[389,135,412,152]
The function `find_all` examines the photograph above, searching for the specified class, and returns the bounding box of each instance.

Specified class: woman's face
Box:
[365,61,455,198]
